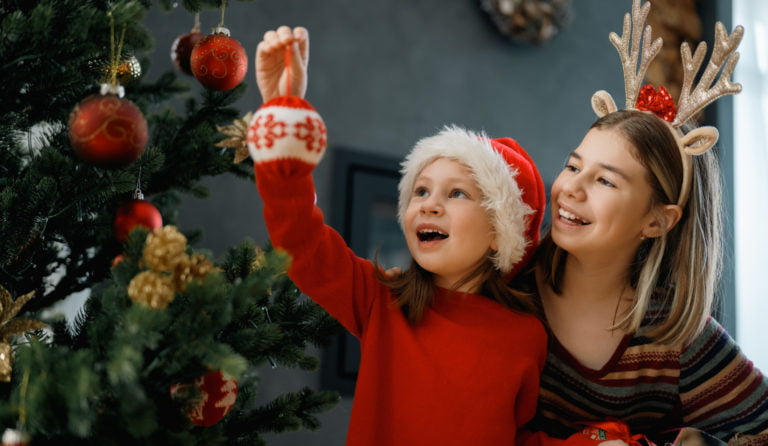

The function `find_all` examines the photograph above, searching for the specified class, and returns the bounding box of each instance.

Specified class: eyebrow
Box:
[569,151,630,181]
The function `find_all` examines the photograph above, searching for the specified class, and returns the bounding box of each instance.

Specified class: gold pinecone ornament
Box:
[173,254,216,292]
[127,226,216,309]
[127,271,176,310]
[143,225,188,272]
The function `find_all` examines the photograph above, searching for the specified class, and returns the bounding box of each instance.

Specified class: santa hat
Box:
[397,126,545,278]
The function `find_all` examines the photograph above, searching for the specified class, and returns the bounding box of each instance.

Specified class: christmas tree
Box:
[0,1,342,444]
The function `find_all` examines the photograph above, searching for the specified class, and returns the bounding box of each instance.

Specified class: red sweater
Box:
[255,161,547,446]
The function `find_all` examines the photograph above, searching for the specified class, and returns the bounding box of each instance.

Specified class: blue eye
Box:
[450,189,468,199]
[413,186,428,197]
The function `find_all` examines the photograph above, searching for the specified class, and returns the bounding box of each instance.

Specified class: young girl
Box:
[520,1,768,444]
[250,27,548,445]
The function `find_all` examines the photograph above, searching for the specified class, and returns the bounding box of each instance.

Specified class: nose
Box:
[558,173,586,201]
[419,194,444,215]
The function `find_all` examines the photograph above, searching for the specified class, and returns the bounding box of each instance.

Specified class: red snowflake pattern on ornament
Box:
[294,116,327,153]
[248,113,287,149]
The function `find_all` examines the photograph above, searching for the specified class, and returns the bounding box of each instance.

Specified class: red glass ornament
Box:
[171,30,204,76]
[190,28,247,91]
[113,199,162,243]
[169,370,238,427]
[68,92,148,169]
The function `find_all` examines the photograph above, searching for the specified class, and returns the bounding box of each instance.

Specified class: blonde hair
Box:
[539,110,723,346]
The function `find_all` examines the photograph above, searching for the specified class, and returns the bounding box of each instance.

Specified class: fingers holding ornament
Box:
[256,26,309,101]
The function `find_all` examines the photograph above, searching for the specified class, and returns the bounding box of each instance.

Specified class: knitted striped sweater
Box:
[526,309,768,444]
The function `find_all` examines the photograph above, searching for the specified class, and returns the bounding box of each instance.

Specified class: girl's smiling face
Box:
[550,127,659,262]
[403,157,496,292]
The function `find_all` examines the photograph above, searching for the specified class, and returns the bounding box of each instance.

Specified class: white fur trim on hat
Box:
[397,125,532,274]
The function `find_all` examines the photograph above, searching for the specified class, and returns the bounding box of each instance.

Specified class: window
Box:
[733,1,768,370]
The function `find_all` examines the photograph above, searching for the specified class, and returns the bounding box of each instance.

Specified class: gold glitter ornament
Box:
[0,287,46,382]
[143,226,188,272]
[216,112,253,164]
[89,55,142,85]
[128,271,175,309]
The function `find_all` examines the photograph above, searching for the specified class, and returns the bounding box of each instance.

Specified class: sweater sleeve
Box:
[679,316,768,441]
[253,160,383,338]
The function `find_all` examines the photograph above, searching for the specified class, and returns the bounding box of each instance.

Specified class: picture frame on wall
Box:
[321,148,408,395]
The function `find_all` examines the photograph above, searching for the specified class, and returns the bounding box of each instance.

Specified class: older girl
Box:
[521,1,768,443]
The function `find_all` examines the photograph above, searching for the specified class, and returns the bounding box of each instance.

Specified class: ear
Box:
[642,204,683,238]
[680,126,719,155]
[591,90,617,118]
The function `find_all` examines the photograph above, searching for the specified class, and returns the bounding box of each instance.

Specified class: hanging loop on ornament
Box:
[284,47,292,96]
[107,11,128,88]
[218,0,228,28]
[133,167,144,200]
[193,11,201,33]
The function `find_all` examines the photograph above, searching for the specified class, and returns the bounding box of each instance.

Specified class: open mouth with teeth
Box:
[558,208,591,226]
[417,228,448,242]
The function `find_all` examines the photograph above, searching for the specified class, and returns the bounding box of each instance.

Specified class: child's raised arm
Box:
[255,26,308,102]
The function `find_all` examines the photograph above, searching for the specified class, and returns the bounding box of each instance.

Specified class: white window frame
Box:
[733,0,768,371]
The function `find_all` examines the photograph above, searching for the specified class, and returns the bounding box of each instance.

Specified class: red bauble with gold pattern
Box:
[190,27,247,91]
[171,30,204,76]
[169,370,238,427]
[68,86,148,169]
[113,199,162,243]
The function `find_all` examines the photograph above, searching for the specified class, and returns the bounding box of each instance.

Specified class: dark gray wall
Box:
[142,1,733,444]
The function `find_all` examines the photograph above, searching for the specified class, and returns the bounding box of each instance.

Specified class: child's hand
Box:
[256,26,309,103]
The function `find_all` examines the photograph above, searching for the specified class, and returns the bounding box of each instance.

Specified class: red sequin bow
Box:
[635,84,677,122]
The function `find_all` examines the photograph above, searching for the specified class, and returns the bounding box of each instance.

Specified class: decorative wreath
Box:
[479,0,572,45]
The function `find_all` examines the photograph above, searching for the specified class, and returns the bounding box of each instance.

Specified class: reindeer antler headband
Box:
[592,0,744,206]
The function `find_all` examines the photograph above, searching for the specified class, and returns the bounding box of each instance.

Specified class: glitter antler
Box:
[593,0,745,207]
[672,22,743,128]
[612,0,662,109]
[592,0,662,116]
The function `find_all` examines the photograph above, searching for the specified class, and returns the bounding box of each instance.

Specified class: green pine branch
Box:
[0,0,345,443]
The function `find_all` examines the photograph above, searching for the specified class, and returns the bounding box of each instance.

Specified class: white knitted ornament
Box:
[246,96,327,167]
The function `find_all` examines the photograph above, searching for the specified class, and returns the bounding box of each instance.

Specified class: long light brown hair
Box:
[538,110,723,346]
